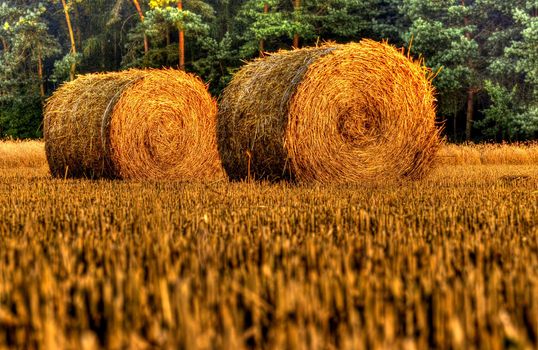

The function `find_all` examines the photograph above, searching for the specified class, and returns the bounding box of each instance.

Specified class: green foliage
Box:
[303,0,384,39]
[51,52,82,82]
[485,3,538,140]
[144,6,209,34]
[0,2,60,93]
[402,0,481,116]
[1,0,537,141]
[0,1,60,138]
[122,0,213,69]
[0,94,43,138]
[477,81,538,140]
[235,0,312,57]
[193,33,238,94]
[401,0,538,140]
[233,0,391,58]
[507,9,538,96]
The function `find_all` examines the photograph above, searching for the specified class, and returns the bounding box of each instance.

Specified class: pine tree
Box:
[0,2,60,137]
[302,0,386,41]
[482,1,538,139]
[234,0,311,58]
[123,0,213,69]
[401,0,520,140]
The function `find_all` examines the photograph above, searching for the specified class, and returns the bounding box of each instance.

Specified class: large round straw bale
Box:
[217,39,441,183]
[44,69,223,180]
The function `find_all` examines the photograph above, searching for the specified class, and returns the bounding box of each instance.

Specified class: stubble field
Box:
[0,141,537,349]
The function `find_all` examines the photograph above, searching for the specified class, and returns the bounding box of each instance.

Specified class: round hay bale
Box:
[44,69,223,180]
[217,39,441,183]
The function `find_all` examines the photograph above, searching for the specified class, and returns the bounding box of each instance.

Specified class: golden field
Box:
[0,140,47,169]
[0,140,537,349]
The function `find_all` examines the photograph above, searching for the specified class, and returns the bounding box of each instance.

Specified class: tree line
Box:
[0,0,537,141]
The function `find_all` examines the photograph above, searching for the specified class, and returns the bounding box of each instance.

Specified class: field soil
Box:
[0,141,537,349]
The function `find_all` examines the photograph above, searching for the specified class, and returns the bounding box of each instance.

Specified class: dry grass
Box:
[438,142,538,165]
[0,141,537,349]
[0,139,47,169]
[218,39,440,183]
[44,69,223,181]
[4,141,536,171]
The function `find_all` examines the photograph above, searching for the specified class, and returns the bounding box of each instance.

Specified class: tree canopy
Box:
[0,0,537,141]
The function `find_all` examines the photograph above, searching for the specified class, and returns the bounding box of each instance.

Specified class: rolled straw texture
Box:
[44,69,223,180]
[218,39,441,183]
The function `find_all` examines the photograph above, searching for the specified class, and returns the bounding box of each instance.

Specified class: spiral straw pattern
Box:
[44,69,223,181]
[109,70,222,180]
[218,39,441,183]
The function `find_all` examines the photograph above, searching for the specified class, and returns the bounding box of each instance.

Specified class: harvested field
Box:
[0,139,46,169]
[1,140,537,349]
[438,142,538,165]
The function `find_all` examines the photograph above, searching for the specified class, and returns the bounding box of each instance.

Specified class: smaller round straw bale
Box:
[44,69,223,181]
[217,39,441,183]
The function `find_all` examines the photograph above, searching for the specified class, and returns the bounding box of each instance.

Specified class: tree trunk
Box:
[293,0,301,48]
[259,3,269,56]
[131,0,149,54]
[60,0,77,81]
[37,48,45,100]
[0,36,8,52]
[292,35,300,49]
[178,0,185,70]
[465,89,474,141]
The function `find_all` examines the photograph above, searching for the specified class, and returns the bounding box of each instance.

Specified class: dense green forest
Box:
[0,0,537,141]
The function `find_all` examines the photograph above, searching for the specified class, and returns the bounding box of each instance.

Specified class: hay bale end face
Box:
[44,69,223,181]
[217,39,441,183]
